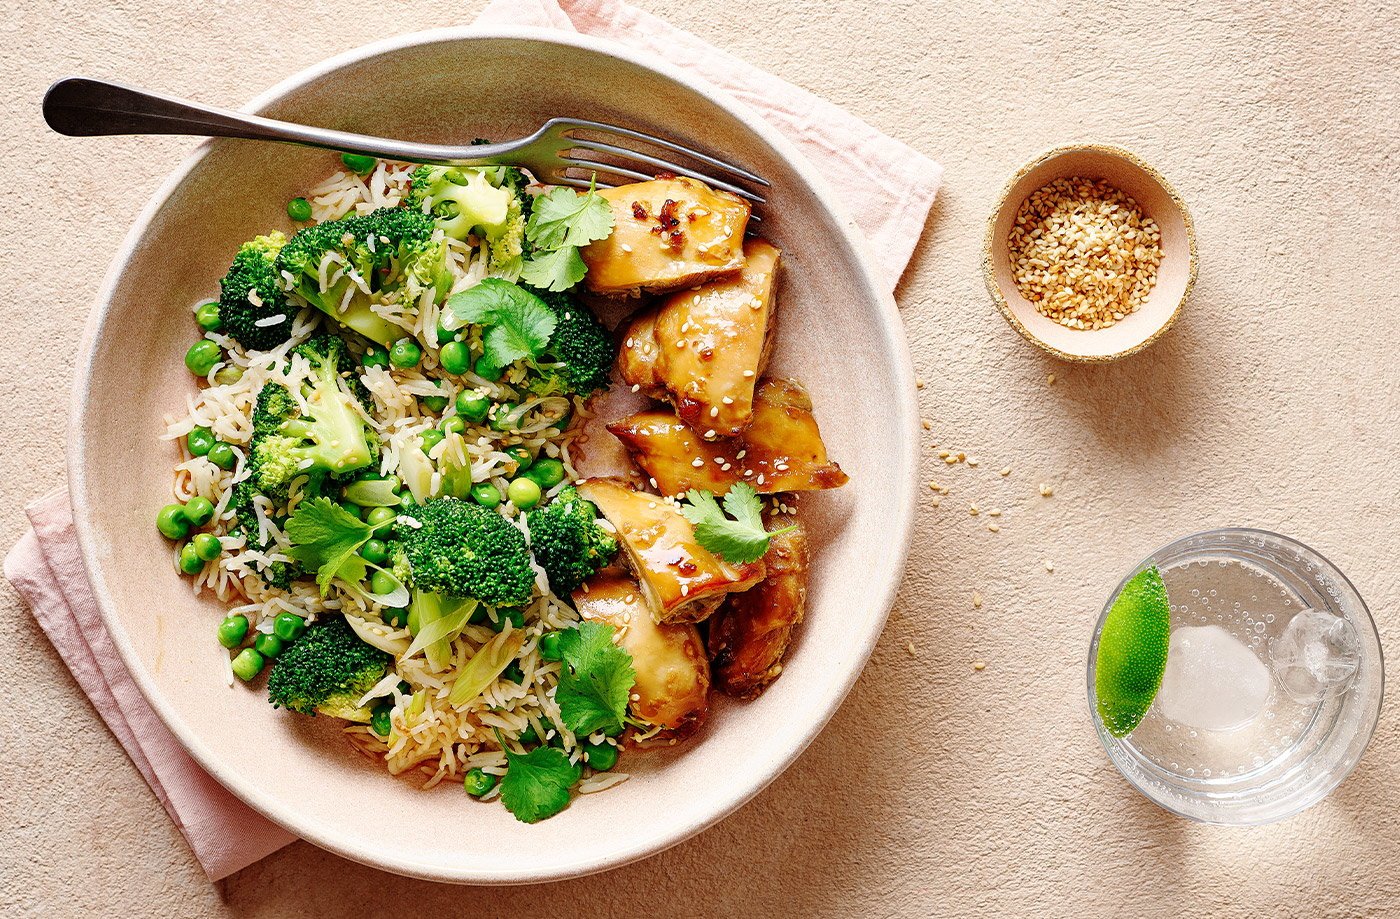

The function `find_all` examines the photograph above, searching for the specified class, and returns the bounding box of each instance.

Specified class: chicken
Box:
[581,177,751,296]
[606,378,849,497]
[707,511,809,699]
[576,477,765,624]
[573,572,709,741]
[616,238,781,438]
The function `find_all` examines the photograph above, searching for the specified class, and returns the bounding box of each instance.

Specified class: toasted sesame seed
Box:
[1000,467,1012,477]
[709,406,719,418]
[969,503,979,516]
[921,419,932,431]
[1044,560,1055,572]
[1039,483,1054,497]
[988,508,1001,517]
[691,458,705,468]
[972,592,982,609]
[973,660,986,672]
[906,640,917,657]
[988,523,1001,532]
[631,384,640,393]
[1047,373,1056,385]
[915,378,926,389]
[742,370,755,378]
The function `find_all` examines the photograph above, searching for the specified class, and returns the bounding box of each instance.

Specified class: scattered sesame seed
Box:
[906,640,917,657]
[704,429,716,438]
[631,384,641,393]
[691,458,705,468]
[1047,373,1057,385]
[973,660,986,671]
[967,457,980,467]
[1044,560,1055,572]
[988,523,1001,533]
[988,508,1002,517]
[709,406,719,418]
[915,378,926,389]
[1000,467,1012,477]
[722,396,734,405]
[680,584,690,597]
[931,496,941,507]
[921,419,932,431]
[972,592,983,609]
[742,370,755,378]
[969,504,980,516]
[1039,483,1054,497]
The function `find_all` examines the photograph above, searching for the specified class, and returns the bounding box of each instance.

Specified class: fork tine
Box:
[550,174,762,222]
[562,139,767,204]
[549,117,769,187]
[560,156,766,205]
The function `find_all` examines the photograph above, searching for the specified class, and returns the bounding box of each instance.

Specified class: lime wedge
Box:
[1095,565,1171,737]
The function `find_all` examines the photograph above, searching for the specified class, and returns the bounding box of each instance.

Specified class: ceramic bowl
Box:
[983,143,1196,362]
[68,27,917,883]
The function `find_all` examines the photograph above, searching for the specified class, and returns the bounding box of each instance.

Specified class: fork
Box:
[41,77,768,207]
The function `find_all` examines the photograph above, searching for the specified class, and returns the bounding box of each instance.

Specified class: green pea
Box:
[341,502,365,519]
[360,539,390,566]
[185,426,215,457]
[213,365,244,386]
[231,648,265,682]
[366,507,397,529]
[464,767,497,797]
[440,415,467,437]
[184,339,222,377]
[438,340,471,375]
[538,631,563,662]
[389,337,422,369]
[398,489,417,508]
[183,496,215,527]
[491,607,526,632]
[527,457,566,489]
[178,542,204,575]
[253,632,284,659]
[157,504,191,540]
[490,402,520,432]
[286,197,313,221]
[503,662,525,684]
[217,614,249,649]
[584,741,619,771]
[370,570,397,595]
[192,532,222,562]
[504,446,533,471]
[469,482,501,509]
[455,390,490,423]
[517,724,539,746]
[421,395,448,414]
[342,153,377,174]
[370,702,393,737]
[420,429,445,455]
[206,442,237,470]
[383,607,408,628]
[194,301,222,332]
[507,477,541,510]
[273,612,307,641]
[473,355,504,382]
[362,345,390,370]
[434,322,458,346]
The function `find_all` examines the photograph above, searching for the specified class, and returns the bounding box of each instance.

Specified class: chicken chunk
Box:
[616,239,781,437]
[573,573,709,741]
[576,477,765,624]
[607,378,849,497]
[707,512,809,699]
[581,177,751,296]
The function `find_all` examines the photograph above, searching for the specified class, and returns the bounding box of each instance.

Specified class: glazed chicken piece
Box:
[616,239,781,438]
[576,477,765,624]
[607,378,849,497]
[573,572,710,741]
[581,177,751,296]
[707,512,810,699]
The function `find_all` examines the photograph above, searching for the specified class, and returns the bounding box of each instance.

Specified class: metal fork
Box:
[41,77,768,207]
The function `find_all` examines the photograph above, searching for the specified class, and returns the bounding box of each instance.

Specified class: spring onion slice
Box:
[448,628,526,707]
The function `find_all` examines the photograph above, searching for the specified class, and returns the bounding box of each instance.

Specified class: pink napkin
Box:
[4,0,940,883]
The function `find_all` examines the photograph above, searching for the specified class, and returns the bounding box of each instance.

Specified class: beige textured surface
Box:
[2,0,1397,916]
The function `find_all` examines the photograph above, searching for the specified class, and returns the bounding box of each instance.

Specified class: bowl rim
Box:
[66,25,919,884]
[981,142,1198,363]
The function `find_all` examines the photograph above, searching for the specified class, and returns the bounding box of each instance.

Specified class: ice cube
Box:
[1268,608,1360,704]
[1156,625,1271,732]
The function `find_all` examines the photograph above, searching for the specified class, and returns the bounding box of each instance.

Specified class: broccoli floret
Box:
[393,497,535,606]
[276,208,448,345]
[217,232,294,351]
[523,287,615,397]
[526,486,618,595]
[405,165,527,277]
[266,616,390,721]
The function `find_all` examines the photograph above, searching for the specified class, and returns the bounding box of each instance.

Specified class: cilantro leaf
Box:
[555,621,636,737]
[284,498,375,595]
[443,278,557,368]
[519,246,588,292]
[678,484,792,565]
[499,745,581,823]
[525,185,615,251]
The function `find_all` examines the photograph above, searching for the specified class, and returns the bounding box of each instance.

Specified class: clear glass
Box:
[1087,528,1383,825]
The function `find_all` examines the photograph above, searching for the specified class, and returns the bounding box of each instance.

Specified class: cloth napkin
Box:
[3,0,940,883]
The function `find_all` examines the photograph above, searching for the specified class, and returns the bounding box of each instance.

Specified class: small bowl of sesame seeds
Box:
[984,143,1196,362]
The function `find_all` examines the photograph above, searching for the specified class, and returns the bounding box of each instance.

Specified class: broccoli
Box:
[217,231,294,351]
[276,207,449,345]
[405,165,527,276]
[526,486,618,595]
[266,616,390,721]
[523,287,615,398]
[393,497,535,606]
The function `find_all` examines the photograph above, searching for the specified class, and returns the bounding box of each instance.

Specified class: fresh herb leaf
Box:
[555,621,636,736]
[678,483,793,565]
[525,185,615,251]
[284,498,374,595]
[519,246,588,292]
[499,745,581,823]
[443,278,557,368]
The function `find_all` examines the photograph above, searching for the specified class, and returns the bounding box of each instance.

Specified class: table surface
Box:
[3,1,1398,915]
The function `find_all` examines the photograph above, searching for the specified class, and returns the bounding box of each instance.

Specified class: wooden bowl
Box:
[983,143,1196,362]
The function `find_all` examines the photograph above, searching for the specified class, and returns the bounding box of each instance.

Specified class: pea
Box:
[504,446,533,471]
[469,482,501,509]
[491,607,526,632]
[455,390,490,423]
[273,613,307,641]
[231,648,265,682]
[217,614,249,649]
[194,301,222,332]
[186,426,215,457]
[527,457,566,489]
[253,632,284,659]
[398,489,417,508]
[507,477,541,510]
[420,429,445,455]
[156,504,191,540]
[177,542,203,574]
[192,532,222,562]
[517,724,539,746]
[356,540,388,568]
[383,607,408,628]
[464,768,497,797]
[438,340,471,375]
[366,507,397,529]
[370,570,397,595]
[538,631,563,662]
[389,337,422,369]
[206,442,236,470]
[213,365,244,386]
[434,322,458,346]
[362,345,390,370]
[473,355,504,382]
[370,702,393,737]
[490,402,519,432]
[503,662,525,684]
[584,741,619,771]
[342,152,377,174]
[184,339,222,377]
[421,395,448,414]
[287,197,313,221]
[341,502,364,519]
[183,496,215,527]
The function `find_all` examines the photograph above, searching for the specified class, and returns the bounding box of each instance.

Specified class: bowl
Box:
[983,143,1197,362]
[68,27,918,883]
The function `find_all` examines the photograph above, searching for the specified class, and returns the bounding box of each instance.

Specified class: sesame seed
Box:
[680,584,690,597]
[704,429,716,438]
[735,450,747,459]
[742,370,755,378]
[1044,560,1055,572]
[620,243,633,252]
[1039,483,1054,497]
[969,504,979,516]
[972,592,982,609]
[722,396,734,405]
[921,419,932,431]
[988,523,1001,532]
[906,640,917,657]
[988,508,1002,517]
[1000,467,1012,477]
[631,384,641,393]
[915,378,926,389]
[709,406,719,418]
[1047,373,1056,385]
[691,458,705,467]
[973,660,986,672]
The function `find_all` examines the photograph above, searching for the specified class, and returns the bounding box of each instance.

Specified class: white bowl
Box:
[69,26,918,883]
